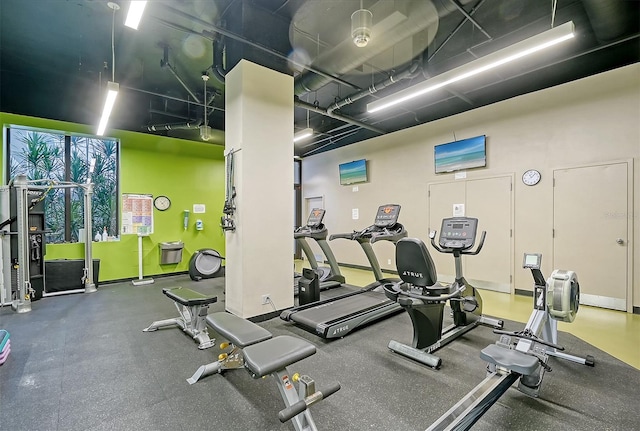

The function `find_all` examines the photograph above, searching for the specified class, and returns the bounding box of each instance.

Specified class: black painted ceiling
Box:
[1,0,638,156]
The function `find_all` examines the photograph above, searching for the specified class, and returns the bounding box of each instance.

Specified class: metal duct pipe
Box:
[211,33,227,84]
[294,98,385,135]
[146,120,202,132]
[294,0,475,95]
[327,59,422,115]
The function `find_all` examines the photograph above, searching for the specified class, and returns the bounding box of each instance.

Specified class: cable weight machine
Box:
[0,175,97,313]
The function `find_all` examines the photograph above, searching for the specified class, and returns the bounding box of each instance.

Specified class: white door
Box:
[553,162,630,311]
[428,176,513,292]
[465,176,513,293]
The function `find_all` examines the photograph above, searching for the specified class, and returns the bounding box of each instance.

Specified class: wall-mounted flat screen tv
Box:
[339,159,367,185]
[434,135,486,173]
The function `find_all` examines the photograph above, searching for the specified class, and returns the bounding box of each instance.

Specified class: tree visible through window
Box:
[6,126,119,244]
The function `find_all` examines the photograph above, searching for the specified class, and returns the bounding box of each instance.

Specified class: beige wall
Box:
[302,63,639,308]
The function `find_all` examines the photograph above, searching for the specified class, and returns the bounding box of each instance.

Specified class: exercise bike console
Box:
[430,217,486,255]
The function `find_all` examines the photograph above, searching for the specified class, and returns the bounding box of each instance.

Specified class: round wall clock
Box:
[522,169,541,186]
[153,195,171,211]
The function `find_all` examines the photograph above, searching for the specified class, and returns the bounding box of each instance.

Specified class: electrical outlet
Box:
[387,259,392,265]
[261,294,270,305]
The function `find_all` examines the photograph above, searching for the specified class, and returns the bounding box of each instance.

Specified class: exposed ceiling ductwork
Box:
[0,0,636,155]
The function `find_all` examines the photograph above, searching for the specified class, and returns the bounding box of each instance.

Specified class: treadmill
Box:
[281,204,407,339]
[294,208,346,291]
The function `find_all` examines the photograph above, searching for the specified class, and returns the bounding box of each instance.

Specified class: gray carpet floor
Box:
[1,274,638,431]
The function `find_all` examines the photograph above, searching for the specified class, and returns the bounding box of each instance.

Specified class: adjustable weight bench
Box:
[143,287,218,349]
[188,312,340,431]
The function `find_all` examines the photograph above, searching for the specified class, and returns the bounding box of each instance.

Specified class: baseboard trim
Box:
[633,306,640,315]
[515,288,533,297]
[99,271,190,286]
[249,310,282,322]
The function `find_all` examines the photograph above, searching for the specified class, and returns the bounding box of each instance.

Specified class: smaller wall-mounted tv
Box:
[434,135,486,174]
[339,159,368,185]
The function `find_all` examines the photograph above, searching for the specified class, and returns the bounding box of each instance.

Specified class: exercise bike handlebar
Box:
[430,230,487,255]
[277,381,341,423]
[383,281,466,303]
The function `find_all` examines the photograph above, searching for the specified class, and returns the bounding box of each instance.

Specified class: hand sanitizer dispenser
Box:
[183,210,190,230]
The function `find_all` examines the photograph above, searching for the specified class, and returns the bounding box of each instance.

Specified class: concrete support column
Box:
[225,60,293,318]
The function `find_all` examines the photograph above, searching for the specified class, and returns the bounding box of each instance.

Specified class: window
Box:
[5,126,120,244]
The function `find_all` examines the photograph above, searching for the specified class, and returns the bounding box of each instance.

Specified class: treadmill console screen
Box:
[522,253,542,269]
[438,217,478,249]
[374,204,401,227]
[306,208,326,228]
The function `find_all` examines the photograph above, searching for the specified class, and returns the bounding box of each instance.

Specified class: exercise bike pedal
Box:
[461,296,478,312]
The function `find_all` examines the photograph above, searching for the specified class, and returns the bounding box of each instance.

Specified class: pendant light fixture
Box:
[124,0,147,30]
[97,1,120,136]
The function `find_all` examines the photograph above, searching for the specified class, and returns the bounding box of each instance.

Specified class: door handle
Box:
[616,238,624,245]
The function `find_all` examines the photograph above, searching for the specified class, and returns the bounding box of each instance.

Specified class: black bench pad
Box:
[243,335,316,378]
[206,312,272,348]
[162,287,218,306]
[480,344,540,376]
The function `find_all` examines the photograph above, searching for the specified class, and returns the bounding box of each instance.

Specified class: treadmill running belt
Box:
[289,291,398,333]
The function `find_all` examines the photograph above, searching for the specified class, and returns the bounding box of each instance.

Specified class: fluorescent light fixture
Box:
[367,21,575,113]
[97,81,119,136]
[125,1,147,30]
[293,127,314,142]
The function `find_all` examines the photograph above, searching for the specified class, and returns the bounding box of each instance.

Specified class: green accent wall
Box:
[1,112,226,282]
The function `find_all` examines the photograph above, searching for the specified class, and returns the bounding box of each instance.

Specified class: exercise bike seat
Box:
[396,238,448,292]
[480,344,540,376]
[243,335,316,378]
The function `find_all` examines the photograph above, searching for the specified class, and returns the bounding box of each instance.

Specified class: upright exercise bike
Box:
[383,217,503,368]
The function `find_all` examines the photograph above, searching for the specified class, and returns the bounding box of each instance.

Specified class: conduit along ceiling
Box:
[0,0,638,156]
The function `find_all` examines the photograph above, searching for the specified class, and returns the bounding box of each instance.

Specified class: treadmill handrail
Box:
[294,225,328,239]
[370,224,407,244]
[329,223,406,243]
[329,231,357,241]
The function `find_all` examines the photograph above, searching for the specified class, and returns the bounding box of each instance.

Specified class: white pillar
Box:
[225,60,294,318]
